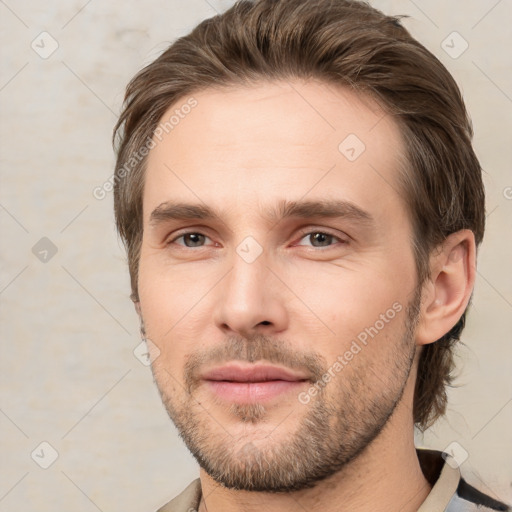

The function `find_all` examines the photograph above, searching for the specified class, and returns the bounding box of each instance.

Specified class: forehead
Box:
[143,79,406,224]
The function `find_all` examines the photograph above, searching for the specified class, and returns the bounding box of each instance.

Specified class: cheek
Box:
[138,253,205,323]
[137,257,215,362]
[289,270,413,375]
[289,263,406,337]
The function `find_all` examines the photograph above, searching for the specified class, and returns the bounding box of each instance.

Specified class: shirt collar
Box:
[417,448,461,511]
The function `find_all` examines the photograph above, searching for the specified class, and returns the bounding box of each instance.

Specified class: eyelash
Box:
[167,228,347,250]
[295,229,347,248]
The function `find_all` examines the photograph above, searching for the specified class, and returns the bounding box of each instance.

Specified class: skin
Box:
[136,79,476,512]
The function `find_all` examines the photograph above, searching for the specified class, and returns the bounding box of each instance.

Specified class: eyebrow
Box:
[149,199,374,229]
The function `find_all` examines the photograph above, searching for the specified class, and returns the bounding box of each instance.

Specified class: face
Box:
[138,80,421,491]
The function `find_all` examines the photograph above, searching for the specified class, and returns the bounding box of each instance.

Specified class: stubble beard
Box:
[150,291,421,492]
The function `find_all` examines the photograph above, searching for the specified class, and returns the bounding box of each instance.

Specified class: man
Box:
[112,1,510,510]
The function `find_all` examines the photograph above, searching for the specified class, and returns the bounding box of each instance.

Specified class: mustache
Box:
[183,334,327,394]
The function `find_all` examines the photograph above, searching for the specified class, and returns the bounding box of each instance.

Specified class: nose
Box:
[213,250,289,338]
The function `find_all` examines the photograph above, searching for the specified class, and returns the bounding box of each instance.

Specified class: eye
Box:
[295,230,346,248]
[169,232,214,248]
[167,229,346,250]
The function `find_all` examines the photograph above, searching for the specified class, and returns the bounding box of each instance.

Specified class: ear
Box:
[415,230,476,346]
[133,300,142,317]
[133,301,146,338]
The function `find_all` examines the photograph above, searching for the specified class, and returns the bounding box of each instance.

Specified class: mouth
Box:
[201,363,310,403]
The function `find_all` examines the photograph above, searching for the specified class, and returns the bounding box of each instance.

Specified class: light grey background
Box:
[0,1,511,510]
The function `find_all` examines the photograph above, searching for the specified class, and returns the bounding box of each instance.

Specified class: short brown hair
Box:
[113,0,485,429]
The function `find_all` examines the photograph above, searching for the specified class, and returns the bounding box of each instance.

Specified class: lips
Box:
[201,364,309,403]
[202,364,309,383]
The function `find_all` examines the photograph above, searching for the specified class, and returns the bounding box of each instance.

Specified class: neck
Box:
[198,375,431,512]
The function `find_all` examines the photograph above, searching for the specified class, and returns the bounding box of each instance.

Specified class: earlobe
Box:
[415,230,476,346]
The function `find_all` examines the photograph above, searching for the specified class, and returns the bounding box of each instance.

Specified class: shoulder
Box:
[448,477,511,511]
[155,479,202,512]
[417,448,510,512]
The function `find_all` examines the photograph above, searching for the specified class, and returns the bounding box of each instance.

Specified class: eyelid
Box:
[293,227,349,247]
[167,229,215,246]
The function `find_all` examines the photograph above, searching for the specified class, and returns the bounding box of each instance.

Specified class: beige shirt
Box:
[156,449,510,512]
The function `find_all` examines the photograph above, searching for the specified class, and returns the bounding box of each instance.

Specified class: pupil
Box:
[185,233,204,247]
[312,233,331,246]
